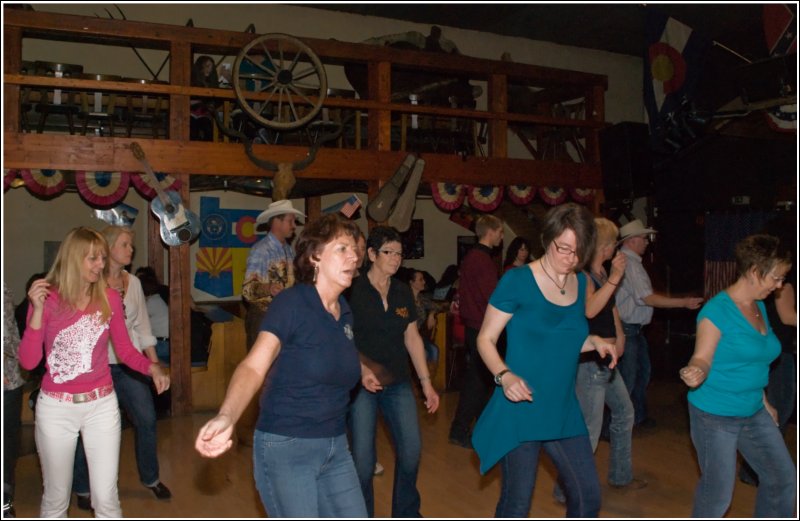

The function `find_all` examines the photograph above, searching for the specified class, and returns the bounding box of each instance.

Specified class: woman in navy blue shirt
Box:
[195,214,366,518]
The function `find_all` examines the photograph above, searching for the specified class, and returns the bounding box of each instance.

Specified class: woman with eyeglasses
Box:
[19,227,169,517]
[347,226,440,517]
[471,203,618,517]
[679,234,795,517]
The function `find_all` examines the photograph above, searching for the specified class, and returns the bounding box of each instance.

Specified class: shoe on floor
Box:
[147,482,172,500]
[373,462,385,476]
[75,494,92,511]
[610,477,648,490]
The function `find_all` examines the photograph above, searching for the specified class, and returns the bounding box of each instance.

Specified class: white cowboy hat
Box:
[256,199,305,225]
[618,219,657,241]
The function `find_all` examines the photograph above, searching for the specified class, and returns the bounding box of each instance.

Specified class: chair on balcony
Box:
[78,74,122,137]
[32,61,84,134]
[122,78,168,139]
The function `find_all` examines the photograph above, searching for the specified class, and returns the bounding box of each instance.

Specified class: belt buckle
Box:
[72,392,91,404]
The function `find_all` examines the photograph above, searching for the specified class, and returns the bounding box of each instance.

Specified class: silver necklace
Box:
[540,258,568,295]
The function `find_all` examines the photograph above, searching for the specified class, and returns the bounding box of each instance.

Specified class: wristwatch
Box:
[494,369,510,386]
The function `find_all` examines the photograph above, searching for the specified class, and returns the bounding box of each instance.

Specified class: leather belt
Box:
[41,384,114,404]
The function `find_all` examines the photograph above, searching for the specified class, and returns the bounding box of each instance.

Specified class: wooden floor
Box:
[11,378,796,518]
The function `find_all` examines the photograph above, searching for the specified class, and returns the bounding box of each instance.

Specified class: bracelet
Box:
[607,279,619,286]
[419,375,431,383]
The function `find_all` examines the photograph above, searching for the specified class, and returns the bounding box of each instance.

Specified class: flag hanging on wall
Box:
[643,9,712,146]
[322,194,362,218]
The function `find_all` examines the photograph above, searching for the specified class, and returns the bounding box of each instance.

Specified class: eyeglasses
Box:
[553,243,577,257]
[378,249,403,258]
[768,274,787,283]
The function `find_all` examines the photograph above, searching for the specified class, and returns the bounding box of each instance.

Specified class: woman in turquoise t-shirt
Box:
[680,234,795,518]
[473,203,618,518]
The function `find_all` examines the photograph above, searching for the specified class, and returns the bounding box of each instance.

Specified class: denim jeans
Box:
[688,403,796,517]
[767,352,796,431]
[497,435,601,518]
[252,431,366,518]
[618,323,650,425]
[575,362,634,485]
[349,381,422,517]
[73,364,160,494]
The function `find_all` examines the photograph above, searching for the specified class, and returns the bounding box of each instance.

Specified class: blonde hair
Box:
[593,218,619,248]
[46,227,111,321]
[101,225,134,272]
[475,214,503,239]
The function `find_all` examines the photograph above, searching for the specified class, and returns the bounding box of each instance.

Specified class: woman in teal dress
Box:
[473,203,618,518]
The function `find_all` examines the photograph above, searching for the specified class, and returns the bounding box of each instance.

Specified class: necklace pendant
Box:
[560,289,566,295]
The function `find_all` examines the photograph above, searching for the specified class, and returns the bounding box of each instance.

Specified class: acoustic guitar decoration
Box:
[130,142,201,246]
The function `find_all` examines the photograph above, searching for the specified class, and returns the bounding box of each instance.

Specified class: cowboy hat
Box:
[618,219,657,241]
[256,199,305,225]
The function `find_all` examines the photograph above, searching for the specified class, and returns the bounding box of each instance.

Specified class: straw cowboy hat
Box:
[256,199,305,225]
[618,219,657,241]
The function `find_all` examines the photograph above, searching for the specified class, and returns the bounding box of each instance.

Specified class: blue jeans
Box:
[349,381,422,517]
[155,339,170,364]
[618,323,650,425]
[497,435,601,518]
[73,365,160,493]
[252,431,366,518]
[423,340,439,364]
[688,403,796,517]
[575,362,634,485]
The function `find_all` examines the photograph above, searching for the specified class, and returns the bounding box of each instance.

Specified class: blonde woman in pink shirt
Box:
[19,227,170,517]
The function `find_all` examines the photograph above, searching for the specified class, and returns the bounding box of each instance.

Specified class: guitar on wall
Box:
[130,142,201,246]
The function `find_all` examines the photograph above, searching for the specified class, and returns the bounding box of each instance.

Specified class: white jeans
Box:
[35,392,122,517]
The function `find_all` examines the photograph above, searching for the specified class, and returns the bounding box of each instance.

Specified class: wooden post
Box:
[367,61,391,152]
[167,40,193,416]
[305,195,321,222]
[488,74,508,158]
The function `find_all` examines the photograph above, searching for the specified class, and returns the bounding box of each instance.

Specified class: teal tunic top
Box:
[472,266,589,474]
[687,292,780,417]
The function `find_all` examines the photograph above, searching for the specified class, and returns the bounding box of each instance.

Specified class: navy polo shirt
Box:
[348,274,418,384]
[256,284,360,438]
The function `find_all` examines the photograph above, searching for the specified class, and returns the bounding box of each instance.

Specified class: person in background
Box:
[554,218,645,504]
[472,203,618,517]
[190,55,219,141]
[433,264,459,302]
[239,199,304,445]
[348,226,440,517]
[72,226,172,511]
[15,272,47,339]
[503,236,531,273]
[19,227,169,517]
[615,219,703,428]
[680,234,795,517]
[195,214,366,518]
[135,267,170,365]
[449,214,504,448]
[405,269,440,379]
[3,283,25,518]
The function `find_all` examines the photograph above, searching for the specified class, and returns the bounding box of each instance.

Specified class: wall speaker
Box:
[599,122,653,202]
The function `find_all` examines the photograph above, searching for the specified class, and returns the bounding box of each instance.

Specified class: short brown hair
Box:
[734,234,792,279]
[294,214,360,284]
[475,214,503,239]
[540,203,596,271]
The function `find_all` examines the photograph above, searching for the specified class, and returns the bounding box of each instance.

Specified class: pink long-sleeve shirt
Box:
[19,288,152,394]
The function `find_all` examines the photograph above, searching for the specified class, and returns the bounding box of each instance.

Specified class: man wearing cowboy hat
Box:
[239,199,304,444]
[615,219,704,430]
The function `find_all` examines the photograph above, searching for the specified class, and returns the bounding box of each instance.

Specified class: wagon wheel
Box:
[233,33,327,130]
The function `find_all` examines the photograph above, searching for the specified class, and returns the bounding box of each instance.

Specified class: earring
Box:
[313,264,319,283]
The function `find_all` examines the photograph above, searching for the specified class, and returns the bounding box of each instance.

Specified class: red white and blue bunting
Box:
[20,168,66,197]
[431,182,466,211]
[467,185,503,212]
[75,171,131,207]
[507,185,536,205]
[538,186,567,206]
[129,171,181,199]
[4,169,19,192]
[569,187,595,203]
